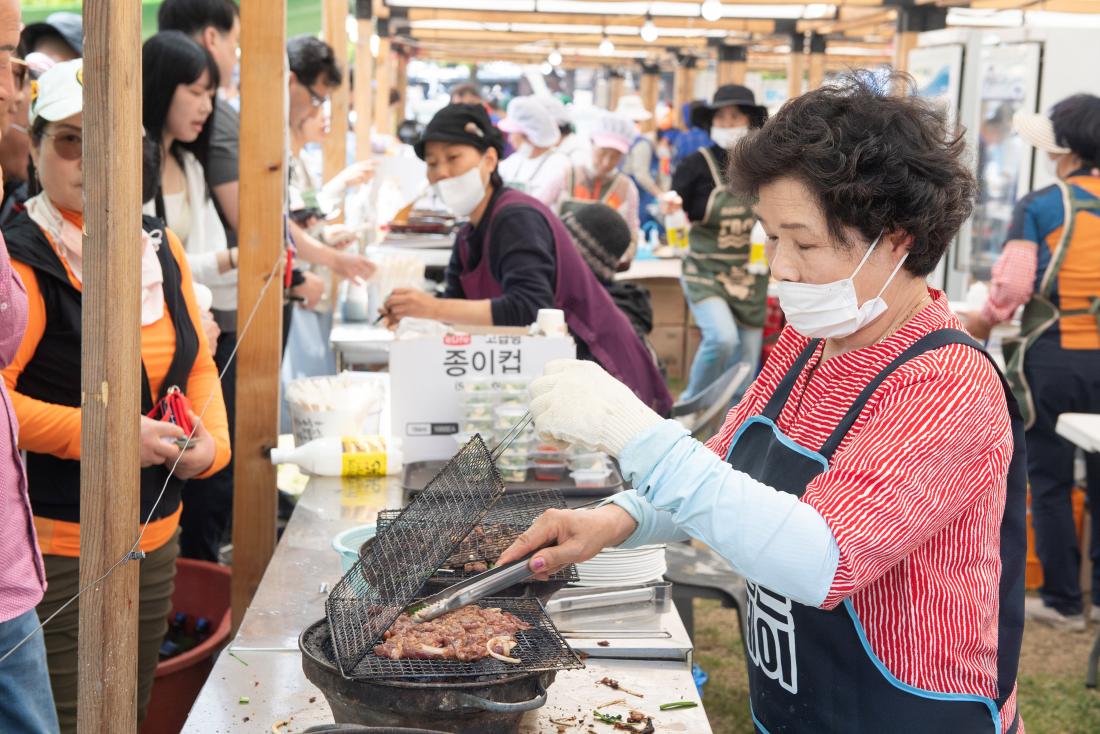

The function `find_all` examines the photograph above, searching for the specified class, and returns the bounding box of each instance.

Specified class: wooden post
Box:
[716,44,748,87]
[673,54,696,127]
[354,1,374,158]
[787,33,805,99]
[322,0,350,189]
[608,68,625,112]
[895,5,946,93]
[373,18,393,138]
[79,3,143,729]
[231,0,286,633]
[639,61,660,132]
[393,44,409,124]
[808,33,826,90]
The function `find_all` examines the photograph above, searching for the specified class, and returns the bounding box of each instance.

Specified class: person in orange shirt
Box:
[0,59,230,733]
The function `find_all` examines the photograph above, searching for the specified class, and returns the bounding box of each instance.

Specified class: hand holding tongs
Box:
[410,555,538,623]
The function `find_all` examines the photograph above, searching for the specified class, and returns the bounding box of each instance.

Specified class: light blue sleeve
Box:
[609,420,840,607]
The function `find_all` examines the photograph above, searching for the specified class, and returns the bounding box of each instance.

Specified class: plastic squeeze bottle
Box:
[269,435,404,477]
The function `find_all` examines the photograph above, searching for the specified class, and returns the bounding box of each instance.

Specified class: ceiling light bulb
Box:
[540,62,554,76]
[700,0,723,22]
[599,35,615,56]
[548,49,563,67]
[640,17,659,43]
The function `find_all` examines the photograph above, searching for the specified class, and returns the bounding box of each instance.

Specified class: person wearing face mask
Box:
[498,75,1028,734]
[963,94,1100,632]
[1,59,230,732]
[383,104,672,416]
[668,84,769,402]
[556,111,641,258]
[496,95,571,208]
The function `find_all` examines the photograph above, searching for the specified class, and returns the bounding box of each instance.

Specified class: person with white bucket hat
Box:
[964,94,1100,632]
[497,95,571,207]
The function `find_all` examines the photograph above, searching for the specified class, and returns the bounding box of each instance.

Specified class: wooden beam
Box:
[232,0,286,633]
[716,44,748,86]
[673,56,697,126]
[787,33,805,99]
[407,28,715,48]
[394,46,410,124]
[406,8,776,32]
[322,0,350,195]
[79,2,142,728]
[808,34,827,89]
[608,69,625,113]
[355,18,374,159]
[639,61,661,132]
[373,32,393,138]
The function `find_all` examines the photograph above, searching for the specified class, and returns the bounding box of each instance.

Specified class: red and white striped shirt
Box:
[706,288,1020,730]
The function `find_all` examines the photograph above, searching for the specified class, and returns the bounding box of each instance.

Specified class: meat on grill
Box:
[373,605,531,662]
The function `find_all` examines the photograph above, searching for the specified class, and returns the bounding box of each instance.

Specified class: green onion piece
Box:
[659,701,698,711]
[239,696,250,705]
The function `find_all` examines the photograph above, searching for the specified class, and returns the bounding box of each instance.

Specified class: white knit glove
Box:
[528,360,663,457]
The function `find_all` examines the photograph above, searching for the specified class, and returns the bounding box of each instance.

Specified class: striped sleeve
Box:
[802,346,1013,610]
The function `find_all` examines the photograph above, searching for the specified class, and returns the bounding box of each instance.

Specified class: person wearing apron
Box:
[501,77,1025,733]
[384,103,673,416]
[496,95,571,208]
[671,85,770,401]
[557,111,641,260]
[964,96,1100,631]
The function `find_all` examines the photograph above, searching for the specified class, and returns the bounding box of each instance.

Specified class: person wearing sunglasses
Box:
[1,58,230,733]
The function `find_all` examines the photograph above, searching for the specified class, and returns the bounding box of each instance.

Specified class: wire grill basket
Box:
[307,597,583,680]
[375,488,578,583]
[325,434,506,676]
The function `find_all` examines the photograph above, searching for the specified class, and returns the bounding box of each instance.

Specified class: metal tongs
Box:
[410,554,539,623]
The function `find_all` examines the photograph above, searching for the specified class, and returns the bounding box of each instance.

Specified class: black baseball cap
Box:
[22,12,84,57]
[414,103,505,161]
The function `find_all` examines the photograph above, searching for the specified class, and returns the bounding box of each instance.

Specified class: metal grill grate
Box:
[325,434,506,676]
[375,489,578,583]
[307,597,583,680]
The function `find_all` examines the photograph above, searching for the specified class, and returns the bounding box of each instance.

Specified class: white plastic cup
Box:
[535,308,567,337]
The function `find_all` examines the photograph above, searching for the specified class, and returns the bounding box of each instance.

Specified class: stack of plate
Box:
[575,545,667,587]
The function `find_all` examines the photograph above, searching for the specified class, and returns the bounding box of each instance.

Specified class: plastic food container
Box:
[495,452,528,470]
[494,404,529,431]
[532,459,567,482]
[499,467,529,483]
[499,378,529,396]
[462,404,496,422]
[457,390,500,408]
[460,378,496,393]
[461,419,495,439]
[567,452,609,472]
[570,466,613,488]
[531,447,566,464]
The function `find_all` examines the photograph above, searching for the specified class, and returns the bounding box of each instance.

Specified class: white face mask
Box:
[775,231,909,339]
[710,125,748,149]
[436,163,487,218]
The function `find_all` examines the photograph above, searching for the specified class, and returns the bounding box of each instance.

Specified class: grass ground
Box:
[693,598,1100,733]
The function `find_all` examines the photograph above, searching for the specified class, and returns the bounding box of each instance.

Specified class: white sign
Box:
[390,331,576,462]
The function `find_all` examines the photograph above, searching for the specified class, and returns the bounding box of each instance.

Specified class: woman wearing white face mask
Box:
[669,85,769,401]
[384,104,672,416]
[495,95,571,208]
[499,76,1028,734]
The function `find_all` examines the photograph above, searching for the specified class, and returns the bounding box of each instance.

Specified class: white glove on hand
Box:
[528,360,663,457]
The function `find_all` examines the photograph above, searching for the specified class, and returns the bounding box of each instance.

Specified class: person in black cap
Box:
[384,103,673,415]
[668,84,769,402]
[21,12,81,62]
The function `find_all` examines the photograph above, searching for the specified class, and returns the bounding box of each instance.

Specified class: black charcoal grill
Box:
[308,431,583,734]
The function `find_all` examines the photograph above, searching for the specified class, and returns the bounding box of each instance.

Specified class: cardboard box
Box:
[390,329,575,461]
[645,279,688,327]
[650,325,686,381]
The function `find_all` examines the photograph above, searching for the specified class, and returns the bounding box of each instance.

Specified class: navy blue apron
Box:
[727,329,1026,734]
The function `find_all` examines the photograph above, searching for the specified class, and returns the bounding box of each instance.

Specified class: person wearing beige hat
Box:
[615,94,663,232]
[497,95,571,207]
[963,94,1100,632]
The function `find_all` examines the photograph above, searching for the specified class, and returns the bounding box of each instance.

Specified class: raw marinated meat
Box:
[373,605,531,662]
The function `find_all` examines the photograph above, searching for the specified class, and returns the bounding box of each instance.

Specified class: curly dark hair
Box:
[1050,93,1100,170]
[727,73,976,277]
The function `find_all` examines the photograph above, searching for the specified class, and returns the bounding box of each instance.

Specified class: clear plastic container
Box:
[532,459,567,482]
[571,466,613,488]
[494,404,529,431]
[457,390,500,408]
[462,404,496,422]
[531,446,566,464]
[459,377,496,393]
[498,378,530,396]
[568,452,609,472]
[495,451,528,470]
[462,419,495,438]
[500,467,529,483]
